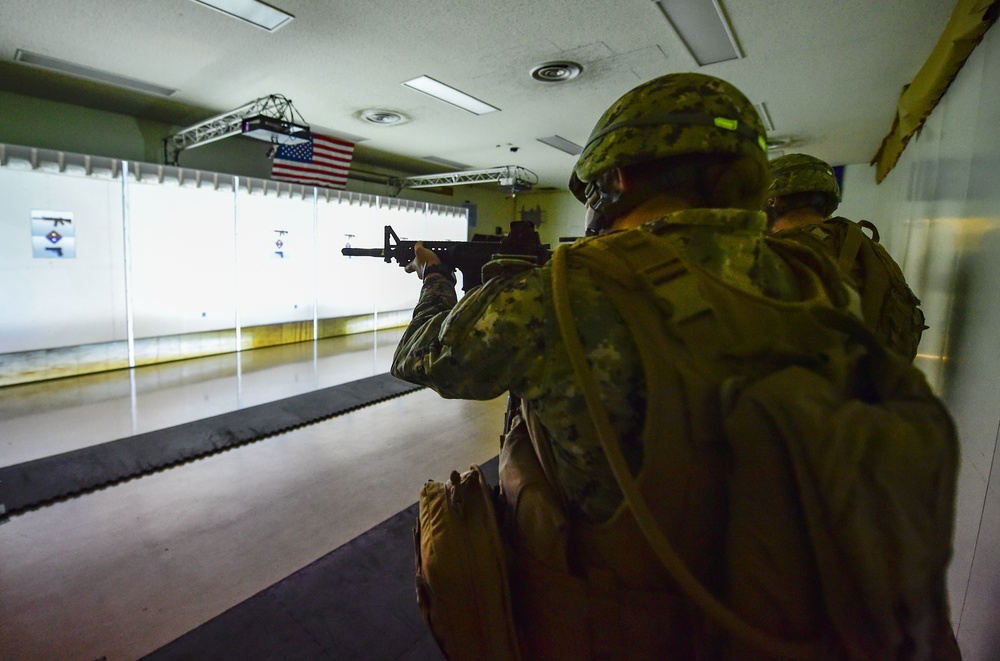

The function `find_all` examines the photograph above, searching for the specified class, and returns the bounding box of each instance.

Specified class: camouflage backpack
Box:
[773,218,926,360]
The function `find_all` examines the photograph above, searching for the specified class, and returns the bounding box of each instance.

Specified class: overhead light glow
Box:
[190,0,294,32]
[537,135,583,156]
[654,0,742,66]
[402,76,499,115]
[14,50,177,96]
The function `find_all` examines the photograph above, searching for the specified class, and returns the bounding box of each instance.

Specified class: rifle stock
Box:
[342,220,552,292]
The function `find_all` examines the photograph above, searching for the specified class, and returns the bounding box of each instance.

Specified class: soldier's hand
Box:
[404,242,443,279]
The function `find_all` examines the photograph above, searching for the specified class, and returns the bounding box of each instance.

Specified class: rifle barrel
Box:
[342,248,385,258]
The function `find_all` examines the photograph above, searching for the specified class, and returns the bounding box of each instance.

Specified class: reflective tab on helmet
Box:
[758,135,767,152]
[713,117,738,131]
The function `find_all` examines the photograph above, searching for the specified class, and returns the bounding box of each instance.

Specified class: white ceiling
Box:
[0,0,957,190]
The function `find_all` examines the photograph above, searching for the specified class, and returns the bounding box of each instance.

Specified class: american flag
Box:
[271,133,354,189]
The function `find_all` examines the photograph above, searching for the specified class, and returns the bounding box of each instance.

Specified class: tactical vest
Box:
[500,227,959,659]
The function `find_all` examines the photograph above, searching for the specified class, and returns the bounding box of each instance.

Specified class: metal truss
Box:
[391,165,538,194]
[163,94,307,165]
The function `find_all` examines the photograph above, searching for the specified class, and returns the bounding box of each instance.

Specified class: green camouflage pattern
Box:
[392,209,820,523]
[768,153,841,203]
[570,73,768,202]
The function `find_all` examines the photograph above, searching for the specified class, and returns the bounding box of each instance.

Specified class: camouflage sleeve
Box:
[391,259,546,400]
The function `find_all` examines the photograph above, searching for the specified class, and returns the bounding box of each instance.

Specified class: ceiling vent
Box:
[766,136,797,153]
[530,61,582,83]
[357,109,409,125]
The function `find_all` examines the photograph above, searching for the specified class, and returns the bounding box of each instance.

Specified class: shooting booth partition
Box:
[0,144,469,387]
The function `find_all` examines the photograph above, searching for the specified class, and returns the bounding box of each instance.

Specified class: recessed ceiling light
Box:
[530,61,583,83]
[767,136,791,151]
[189,0,293,32]
[537,135,583,155]
[357,109,408,125]
[14,50,178,96]
[654,0,743,66]
[402,76,499,115]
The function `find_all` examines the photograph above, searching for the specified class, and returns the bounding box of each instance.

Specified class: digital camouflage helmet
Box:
[767,153,841,212]
[570,73,769,209]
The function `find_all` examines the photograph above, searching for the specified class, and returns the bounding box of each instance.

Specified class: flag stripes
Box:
[272,133,354,190]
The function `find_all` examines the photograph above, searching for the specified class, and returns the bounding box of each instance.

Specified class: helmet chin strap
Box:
[584,178,661,235]
[584,181,622,235]
[764,203,781,229]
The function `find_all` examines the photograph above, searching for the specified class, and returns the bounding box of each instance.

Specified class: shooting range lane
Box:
[0,330,407,468]
[0,372,422,514]
[0,339,507,660]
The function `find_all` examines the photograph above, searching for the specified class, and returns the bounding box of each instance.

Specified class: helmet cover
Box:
[767,153,841,205]
[570,72,768,203]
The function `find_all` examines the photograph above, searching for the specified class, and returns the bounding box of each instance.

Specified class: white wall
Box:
[0,153,467,356]
[128,177,240,337]
[0,163,127,352]
[838,23,1000,658]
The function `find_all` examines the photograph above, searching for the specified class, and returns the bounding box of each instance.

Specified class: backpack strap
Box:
[839,220,893,329]
[551,241,822,660]
[837,219,867,273]
[857,219,881,242]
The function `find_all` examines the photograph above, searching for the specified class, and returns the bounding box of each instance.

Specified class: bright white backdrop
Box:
[0,155,467,355]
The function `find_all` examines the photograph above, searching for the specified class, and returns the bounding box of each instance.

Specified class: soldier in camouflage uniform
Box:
[392,74,846,658]
[391,72,876,658]
[394,73,809,525]
[765,153,842,231]
[766,153,926,359]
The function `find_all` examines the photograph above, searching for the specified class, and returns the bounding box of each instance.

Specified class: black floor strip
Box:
[0,373,422,516]
[142,456,500,661]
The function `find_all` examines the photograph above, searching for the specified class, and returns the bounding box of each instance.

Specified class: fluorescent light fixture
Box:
[14,50,177,96]
[422,156,473,170]
[654,0,742,66]
[754,102,775,132]
[537,135,583,156]
[241,115,311,145]
[402,76,499,115]
[190,0,293,32]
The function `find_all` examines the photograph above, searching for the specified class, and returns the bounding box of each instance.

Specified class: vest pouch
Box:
[415,465,522,660]
[498,410,570,573]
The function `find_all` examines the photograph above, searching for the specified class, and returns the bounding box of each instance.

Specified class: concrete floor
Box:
[0,332,506,661]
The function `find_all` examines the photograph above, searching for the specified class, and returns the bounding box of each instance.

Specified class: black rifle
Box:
[342,220,551,292]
